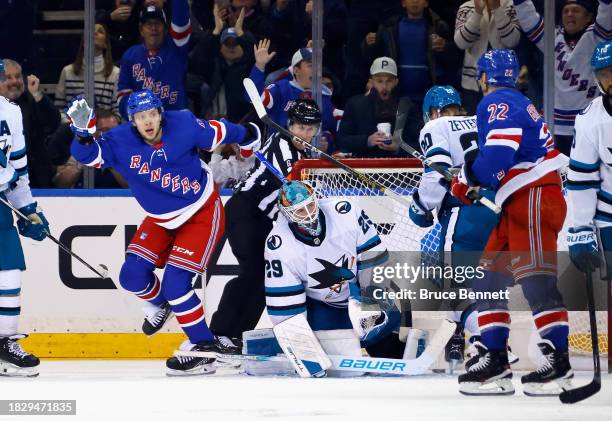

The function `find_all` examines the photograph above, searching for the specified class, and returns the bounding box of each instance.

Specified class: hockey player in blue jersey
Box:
[409,85,500,370]
[450,49,571,395]
[117,0,192,120]
[567,40,612,275]
[0,60,50,377]
[67,90,261,376]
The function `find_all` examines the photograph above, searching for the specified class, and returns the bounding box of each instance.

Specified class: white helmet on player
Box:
[278,181,320,235]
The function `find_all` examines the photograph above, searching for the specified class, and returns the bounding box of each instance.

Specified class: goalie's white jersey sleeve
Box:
[417,115,478,210]
[264,198,386,325]
[0,96,34,209]
[567,96,612,229]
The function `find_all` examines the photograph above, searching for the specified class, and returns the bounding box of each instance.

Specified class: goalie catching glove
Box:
[567,226,600,273]
[66,96,96,142]
[348,285,400,347]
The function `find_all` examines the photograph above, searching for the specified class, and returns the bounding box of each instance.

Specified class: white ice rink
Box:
[1,361,611,421]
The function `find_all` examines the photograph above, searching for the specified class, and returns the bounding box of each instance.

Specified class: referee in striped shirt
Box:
[209,99,323,345]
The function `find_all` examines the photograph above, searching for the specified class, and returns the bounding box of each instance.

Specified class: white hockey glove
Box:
[238,122,262,158]
[66,96,96,140]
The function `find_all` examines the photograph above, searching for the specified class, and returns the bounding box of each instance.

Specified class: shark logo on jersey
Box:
[309,255,355,293]
[267,235,282,250]
[335,201,351,214]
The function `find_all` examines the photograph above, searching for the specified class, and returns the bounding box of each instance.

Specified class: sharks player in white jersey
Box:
[567,40,612,274]
[408,85,501,369]
[0,60,50,376]
[263,181,403,361]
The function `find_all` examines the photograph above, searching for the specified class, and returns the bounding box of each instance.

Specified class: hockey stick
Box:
[243,78,413,209]
[176,319,457,376]
[0,195,109,279]
[392,98,500,214]
[254,151,287,183]
[559,269,601,403]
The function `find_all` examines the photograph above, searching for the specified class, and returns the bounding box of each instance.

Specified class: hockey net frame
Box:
[293,157,610,371]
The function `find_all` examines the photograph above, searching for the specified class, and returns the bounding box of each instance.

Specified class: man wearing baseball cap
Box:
[512,0,610,155]
[116,0,192,120]
[247,43,338,147]
[337,56,417,158]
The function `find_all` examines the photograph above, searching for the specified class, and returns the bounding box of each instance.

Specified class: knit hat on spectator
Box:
[291,48,313,68]
[564,0,597,14]
[140,5,167,24]
[221,28,239,44]
[370,57,398,77]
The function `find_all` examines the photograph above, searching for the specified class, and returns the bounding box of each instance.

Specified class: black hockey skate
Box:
[142,302,174,336]
[445,327,465,373]
[210,336,243,368]
[0,334,40,377]
[521,341,573,396]
[166,341,217,376]
[465,337,519,371]
[459,349,514,395]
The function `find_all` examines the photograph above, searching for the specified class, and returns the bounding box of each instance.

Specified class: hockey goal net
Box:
[293,158,609,367]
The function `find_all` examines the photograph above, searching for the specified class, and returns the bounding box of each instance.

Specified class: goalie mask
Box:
[278,181,320,235]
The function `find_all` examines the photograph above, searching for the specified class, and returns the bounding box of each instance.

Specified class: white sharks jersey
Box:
[264,198,386,325]
[567,96,612,228]
[416,115,478,211]
[0,96,34,209]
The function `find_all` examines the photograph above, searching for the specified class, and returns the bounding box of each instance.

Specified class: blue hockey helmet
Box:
[422,85,462,123]
[127,90,163,121]
[476,49,520,88]
[278,181,320,235]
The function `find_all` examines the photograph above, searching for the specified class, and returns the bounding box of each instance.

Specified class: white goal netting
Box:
[294,158,609,360]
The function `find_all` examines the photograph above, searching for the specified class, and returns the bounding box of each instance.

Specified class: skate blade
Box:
[214,358,242,369]
[166,364,217,377]
[0,362,39,377]
[460,378,515,396]
[523,378,574,397]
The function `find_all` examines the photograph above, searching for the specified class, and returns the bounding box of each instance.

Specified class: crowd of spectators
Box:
[0,0,609,188]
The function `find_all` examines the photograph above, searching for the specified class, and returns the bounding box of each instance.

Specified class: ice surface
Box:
[1,361,611,421]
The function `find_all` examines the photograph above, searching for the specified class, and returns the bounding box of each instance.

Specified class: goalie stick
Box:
[559,269,601,404]
[0,195,109,279]
[392,98,501,214]
[243,78,413,209]
[175,319,457,376]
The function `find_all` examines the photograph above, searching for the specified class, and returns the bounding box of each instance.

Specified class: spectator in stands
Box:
[512,0,611,155]
[209,144,255,188]
[54,23,120,119]
[454,0,521,114]
[270,0,348,86]
[116,0,192,120]
[210,0,272,43]
[248,43,336,151]
[189,6,255,121]
[97,0,172,62]
[343,0,404,100]
[0,59,59,188]
[337,57,418,158]
[48,109,127,188]
[362,0,459,112]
